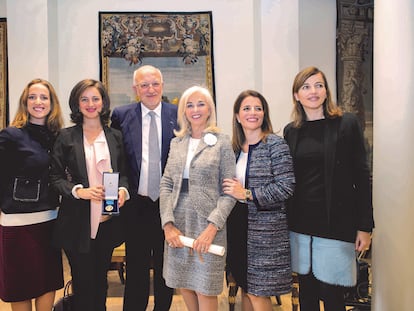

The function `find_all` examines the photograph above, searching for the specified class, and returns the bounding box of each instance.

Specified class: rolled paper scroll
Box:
[179,235,225,256]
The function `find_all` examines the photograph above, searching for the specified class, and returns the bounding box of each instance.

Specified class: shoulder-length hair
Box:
[291,66,342,128]
[69,79,111,126]
[11,78,63,135]
[174,85,219,138]
[232,90,273,154]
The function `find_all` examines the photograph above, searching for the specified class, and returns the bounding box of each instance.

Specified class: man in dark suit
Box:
[111,65,178,311]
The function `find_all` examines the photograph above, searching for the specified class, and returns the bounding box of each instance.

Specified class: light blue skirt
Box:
[290,231,357,287]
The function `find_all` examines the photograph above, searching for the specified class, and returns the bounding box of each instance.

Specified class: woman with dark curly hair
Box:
[50,79,129,311]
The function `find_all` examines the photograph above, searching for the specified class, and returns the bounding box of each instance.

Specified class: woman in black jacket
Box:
[284,66,374,311]
[0,79,64,311]
[50,79,129,311]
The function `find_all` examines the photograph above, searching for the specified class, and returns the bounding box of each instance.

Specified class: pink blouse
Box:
[84,131,112,239]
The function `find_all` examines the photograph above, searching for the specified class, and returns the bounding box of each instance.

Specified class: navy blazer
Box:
[50,125,129,253]
[111,102,178,196]
[284,113,374,243]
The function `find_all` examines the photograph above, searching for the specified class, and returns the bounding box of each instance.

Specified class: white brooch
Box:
[204,133,217,146]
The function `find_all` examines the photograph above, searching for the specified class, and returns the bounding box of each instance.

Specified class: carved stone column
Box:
[337,0,373,130]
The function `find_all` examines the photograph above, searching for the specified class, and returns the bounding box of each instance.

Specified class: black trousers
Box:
[298,273,346,311]
[65,218,120,311]
[122,196,173,311]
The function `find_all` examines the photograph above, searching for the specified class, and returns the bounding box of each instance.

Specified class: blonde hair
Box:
[291,66,342,128]
[174,85,219,138]
[11,78,63,135]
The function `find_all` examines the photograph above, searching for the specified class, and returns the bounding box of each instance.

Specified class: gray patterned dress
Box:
[160,132,236,295]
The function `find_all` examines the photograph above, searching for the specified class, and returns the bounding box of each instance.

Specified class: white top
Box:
[236,151,248,187]
[183,138,200,178]
[0,209,58,226]
[138,103,162,196]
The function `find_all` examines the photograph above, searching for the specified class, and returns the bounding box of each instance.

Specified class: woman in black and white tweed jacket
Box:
[223,90,295,310]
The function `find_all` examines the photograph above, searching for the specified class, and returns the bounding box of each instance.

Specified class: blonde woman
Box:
[160,86,236,311]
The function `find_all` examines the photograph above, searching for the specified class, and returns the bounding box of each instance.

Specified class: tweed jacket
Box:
[50,125,129,253]
[242,133,295,295]
[284,113,374,243]
[242,134,296,210]
[160,132,236,230]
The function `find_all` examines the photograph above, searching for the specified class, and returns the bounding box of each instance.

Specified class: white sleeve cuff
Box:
[119,187,130,201]
[71,184,84,199]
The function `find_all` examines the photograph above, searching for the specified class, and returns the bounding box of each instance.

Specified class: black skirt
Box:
[226,201,248,291]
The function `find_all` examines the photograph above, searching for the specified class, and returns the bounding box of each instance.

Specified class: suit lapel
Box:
[104,128,117,171]
[192,135,208,160]
[324,118,340,221]
[161,103,176,168]
[287,126,300,157]
[178,136,190,170]
[73,126,89,185]
[126,104,142,173]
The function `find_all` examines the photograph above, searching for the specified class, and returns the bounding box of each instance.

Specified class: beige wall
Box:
[4,1,414,310]
[2,0,335,136]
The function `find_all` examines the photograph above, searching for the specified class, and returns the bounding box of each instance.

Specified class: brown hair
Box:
[11,78,63,135]
[232,90,273,154]
[291,66,342,127]
[69,79,111,126]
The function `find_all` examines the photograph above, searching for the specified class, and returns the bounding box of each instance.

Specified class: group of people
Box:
[0,64,373,311]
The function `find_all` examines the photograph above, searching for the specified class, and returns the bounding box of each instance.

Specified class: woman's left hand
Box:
[223,177,245,201]
[193,223,218,254]
[355,230,372,252]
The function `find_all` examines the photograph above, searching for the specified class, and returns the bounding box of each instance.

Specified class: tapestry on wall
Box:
[0,18,8,129]
[99,11,215,109]
[336,0,374,172]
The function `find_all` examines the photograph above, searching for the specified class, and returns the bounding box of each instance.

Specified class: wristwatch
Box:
[245,189,252,201]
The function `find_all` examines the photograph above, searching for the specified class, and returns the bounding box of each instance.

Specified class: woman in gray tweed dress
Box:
[160,85,236,310]
[223,90,295,310]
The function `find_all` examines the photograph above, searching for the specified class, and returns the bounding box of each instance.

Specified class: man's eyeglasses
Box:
[136,82,162,90]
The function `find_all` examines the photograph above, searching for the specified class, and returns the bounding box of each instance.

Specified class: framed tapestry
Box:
[99,11,215,109]
[0,18,8,129]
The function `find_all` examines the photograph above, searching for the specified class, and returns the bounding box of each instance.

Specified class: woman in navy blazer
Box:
[50,79,129,311]
[0,78,64,311]
[284,67,374,311]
